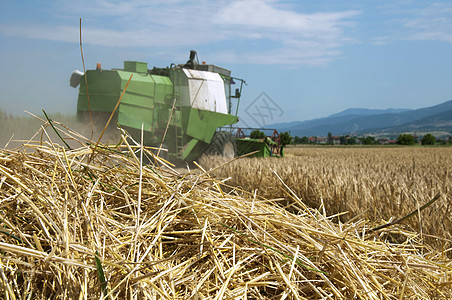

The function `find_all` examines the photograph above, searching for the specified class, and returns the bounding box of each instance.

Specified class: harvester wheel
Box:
[204,131,236,158]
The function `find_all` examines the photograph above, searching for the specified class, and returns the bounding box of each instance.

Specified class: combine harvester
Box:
[70,51,283,161]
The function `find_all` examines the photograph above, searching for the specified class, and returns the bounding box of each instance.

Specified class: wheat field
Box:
[200,146,452,248]
[0,118,451,298]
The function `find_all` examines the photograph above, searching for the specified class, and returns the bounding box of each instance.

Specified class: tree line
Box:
[291,133,452,146]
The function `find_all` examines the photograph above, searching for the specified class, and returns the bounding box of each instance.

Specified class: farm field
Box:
[0,121,451,298]
[201,146,452,248]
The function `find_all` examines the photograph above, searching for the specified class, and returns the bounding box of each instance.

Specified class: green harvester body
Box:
[74,52,282,160]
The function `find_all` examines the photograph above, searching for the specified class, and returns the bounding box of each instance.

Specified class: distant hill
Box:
[271,100,452,137]
[362,108,452,134]
[328,108,411,118]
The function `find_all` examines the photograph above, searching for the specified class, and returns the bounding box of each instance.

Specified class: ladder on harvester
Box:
[174,105,184,158]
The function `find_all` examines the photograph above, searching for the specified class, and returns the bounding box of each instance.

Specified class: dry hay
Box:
[0,124,451,299]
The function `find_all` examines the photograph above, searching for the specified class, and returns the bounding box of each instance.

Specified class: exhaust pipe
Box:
[184,50,198,69]
[69,70,84,88]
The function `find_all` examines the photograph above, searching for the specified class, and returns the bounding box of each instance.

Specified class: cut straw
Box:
[0,122,450,299]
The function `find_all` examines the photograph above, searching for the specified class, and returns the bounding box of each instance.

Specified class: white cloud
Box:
[403,3,452,43]
[212,0,359,65]
[371,2,452,45]
[371,36,392,46]
[217,0,358,35]
[0,0,361,66]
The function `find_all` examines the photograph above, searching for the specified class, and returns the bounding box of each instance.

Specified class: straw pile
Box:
[0,124,451,299]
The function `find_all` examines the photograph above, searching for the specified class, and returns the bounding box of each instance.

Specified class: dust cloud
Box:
[0,111,122,149]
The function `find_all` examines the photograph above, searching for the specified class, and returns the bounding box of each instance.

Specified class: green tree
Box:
[327,132,333,144]
[279,131,292,146]
[279,131,292,157]
[361,136,376,145]
[294,136,309,144]
[397,134,415,145]
[348,137,357,145]
[421,134,436,145]
[436,138,446,145]
[250,130,265,139]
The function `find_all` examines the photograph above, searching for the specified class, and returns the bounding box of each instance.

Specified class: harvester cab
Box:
[70,51,282,161]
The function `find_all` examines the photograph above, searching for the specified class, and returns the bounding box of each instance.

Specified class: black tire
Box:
[204,131,236,158]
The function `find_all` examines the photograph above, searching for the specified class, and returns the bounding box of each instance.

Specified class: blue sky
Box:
[1,0,451,126]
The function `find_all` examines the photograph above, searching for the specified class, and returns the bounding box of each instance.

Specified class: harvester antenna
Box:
[79,18,94,139]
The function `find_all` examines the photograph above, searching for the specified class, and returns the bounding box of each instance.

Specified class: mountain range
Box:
[271,100,452,137]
